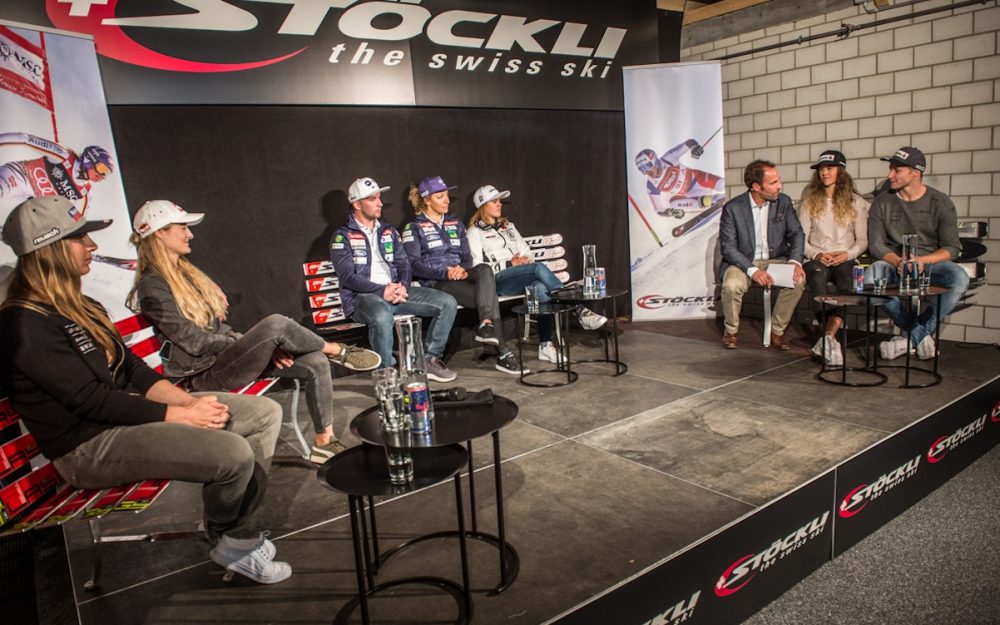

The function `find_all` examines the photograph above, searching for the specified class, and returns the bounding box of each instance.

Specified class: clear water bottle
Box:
[394,315,434,434]
[900,233,919,294]
[582,244,598,297]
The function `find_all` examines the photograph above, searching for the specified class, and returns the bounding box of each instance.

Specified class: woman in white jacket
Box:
[466,185,605,362]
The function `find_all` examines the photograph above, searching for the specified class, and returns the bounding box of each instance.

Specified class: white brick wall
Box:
[681,1,1000,344]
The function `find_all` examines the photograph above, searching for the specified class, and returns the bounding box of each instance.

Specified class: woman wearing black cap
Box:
[0,196,291,584]
[799,150,869,366]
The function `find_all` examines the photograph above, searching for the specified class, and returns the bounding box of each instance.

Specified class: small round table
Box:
[549,286,628,375]
[351,395,520,595]
[512,302,577,387]
[317,444,471,625]
[814,293,890,387]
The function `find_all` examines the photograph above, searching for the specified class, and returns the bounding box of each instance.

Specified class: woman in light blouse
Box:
[799,150,869,366]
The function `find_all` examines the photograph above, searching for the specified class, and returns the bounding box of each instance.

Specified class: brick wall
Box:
[681,0,1000,344]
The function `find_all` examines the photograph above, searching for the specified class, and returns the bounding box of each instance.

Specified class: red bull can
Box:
[853,265,865,293]
[404,380,431,433]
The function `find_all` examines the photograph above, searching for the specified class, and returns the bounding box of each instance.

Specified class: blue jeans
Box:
[865,260,969,344]
[351,286,457,367]
[494,263,564,342]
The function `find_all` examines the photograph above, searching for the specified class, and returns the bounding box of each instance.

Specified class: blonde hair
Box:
[801,167,859,226]
[127,229,227,328]
[2,239,119,362]
[407,185,427,215]
[467,204,509,229]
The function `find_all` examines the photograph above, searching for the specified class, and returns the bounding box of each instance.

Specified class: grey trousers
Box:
[433,264,509,353]
[52,393,282,541]
[190,314,339,437]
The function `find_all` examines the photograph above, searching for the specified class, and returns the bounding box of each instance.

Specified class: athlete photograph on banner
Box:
[0,23,134,319]
[623,61,725,321]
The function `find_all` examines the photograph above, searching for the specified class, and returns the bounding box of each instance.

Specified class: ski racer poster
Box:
[624,61,724,321]
[1,22,134,319]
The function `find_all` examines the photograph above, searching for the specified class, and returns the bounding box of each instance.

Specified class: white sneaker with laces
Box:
[210,534,292,584]
[576,306,607,330]
[538,341,558,363]
[812,336,843,367]
[879,335,911,361]
[916,335,937,360]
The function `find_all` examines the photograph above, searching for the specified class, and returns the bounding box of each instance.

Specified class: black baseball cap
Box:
[810,149,847,169]
[880,146,926,172]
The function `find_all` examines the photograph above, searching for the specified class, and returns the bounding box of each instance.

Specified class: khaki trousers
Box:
[721,259,805,336]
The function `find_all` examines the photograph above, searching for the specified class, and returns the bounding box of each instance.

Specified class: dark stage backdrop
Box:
[109,106,628,330]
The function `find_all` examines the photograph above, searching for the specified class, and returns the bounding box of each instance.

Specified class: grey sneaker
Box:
[916,335,937,360]
[496,352,528,375]
[210,534,292,584]
[576,306,607,330]
[475,323,500,345]
[310,439,348,465]
[426,356,457,382]
[328,343,381,372]
[327,343,382,371]
[879,335,911,361]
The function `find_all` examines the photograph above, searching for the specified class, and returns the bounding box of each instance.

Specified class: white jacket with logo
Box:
[467,221,532,273]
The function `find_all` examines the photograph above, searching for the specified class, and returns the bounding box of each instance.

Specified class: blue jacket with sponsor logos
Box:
[330,215,412,317]
[402,213,472,286]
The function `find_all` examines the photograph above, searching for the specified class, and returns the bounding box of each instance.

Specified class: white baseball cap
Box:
[348,177,390,203]
[132,200,204,238]
[473,185,510,209]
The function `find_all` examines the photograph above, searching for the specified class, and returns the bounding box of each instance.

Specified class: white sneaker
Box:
[576,306,607,330]
[879,335,911,361]
[812,336,843,367]
[210,534,292,584]
[916,335,937,360]
[538,341,558,363]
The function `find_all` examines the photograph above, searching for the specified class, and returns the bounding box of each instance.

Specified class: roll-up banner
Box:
[0,23,134,319]
[0,0,662,110]
[624,61,725,321]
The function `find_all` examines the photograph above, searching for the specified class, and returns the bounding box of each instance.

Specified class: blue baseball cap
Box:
[417,175,456,198]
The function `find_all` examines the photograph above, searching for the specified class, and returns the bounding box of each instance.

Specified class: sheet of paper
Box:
[768,262,796,288]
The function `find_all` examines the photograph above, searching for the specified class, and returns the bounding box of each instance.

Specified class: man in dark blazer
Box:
[719,160,806,349]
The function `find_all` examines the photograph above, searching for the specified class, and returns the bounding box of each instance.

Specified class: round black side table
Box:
[814,293,890,387]
[352,396,519,595]
[317,444,471,625]
[512,302,578,387]
[549,286,628,375]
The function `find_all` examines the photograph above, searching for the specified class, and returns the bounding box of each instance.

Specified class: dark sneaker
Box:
[310,439,348,465]
[328,343,381,371]
[495,352,528,375]
[426,356,458,382]
[210,534,292,584]
[475,323,500,345]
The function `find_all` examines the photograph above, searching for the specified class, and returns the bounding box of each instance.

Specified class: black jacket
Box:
[0,303,165,459]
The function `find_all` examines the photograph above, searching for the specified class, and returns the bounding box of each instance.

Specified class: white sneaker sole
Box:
[427,371,457,383]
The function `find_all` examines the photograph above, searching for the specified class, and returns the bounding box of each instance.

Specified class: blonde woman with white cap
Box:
[1,196,291,584]
[127,200,380,465]
[466,184,606,362]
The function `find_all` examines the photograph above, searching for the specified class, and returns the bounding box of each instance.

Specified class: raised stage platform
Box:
[45,320,1000,625]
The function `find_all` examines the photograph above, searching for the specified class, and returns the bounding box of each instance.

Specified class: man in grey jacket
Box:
[868,146,968,361]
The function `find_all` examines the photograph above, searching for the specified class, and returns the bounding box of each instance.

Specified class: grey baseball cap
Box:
[1,196,111,257]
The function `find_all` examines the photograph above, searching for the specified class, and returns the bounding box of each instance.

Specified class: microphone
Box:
[430,387,467,402]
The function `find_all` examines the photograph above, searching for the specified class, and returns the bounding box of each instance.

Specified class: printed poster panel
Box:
[0,0,661,110]
[0,22,134,320]
[624,62,724,320]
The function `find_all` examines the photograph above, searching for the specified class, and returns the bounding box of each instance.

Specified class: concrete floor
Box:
[61,322,1000,625]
